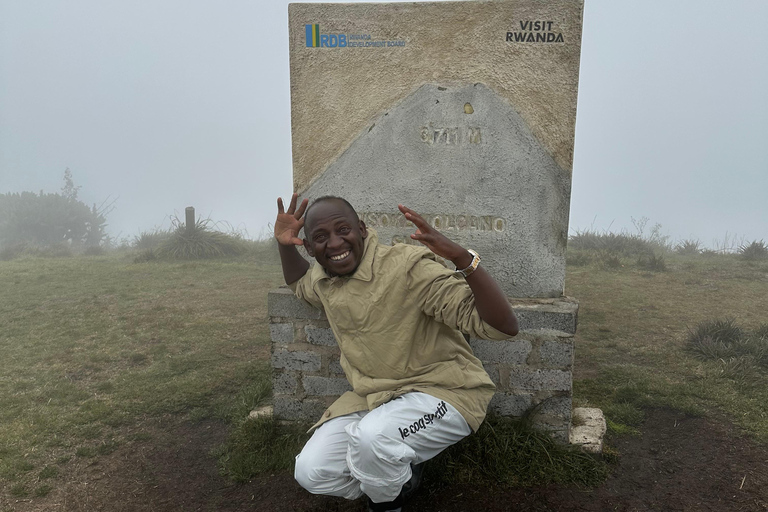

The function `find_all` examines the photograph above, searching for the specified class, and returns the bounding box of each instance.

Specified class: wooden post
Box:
[185,207,195,234]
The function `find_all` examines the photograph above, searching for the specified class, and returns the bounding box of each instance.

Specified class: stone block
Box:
[488,393,532,417]
[484,364,500,386]
[508,368,571,391]
[271,349,321,372]
[268,288,323,320]
[539,339,574,368]
[569,407,607,453]
[329,359,345,375]
[512,299,579,333]
[270,323,294,343]
[273,396,327,422]
[273,372,298,395]
[470,339,531,365]
[535,396,572,418]
[305,326,338,347]
[303,376,352,396]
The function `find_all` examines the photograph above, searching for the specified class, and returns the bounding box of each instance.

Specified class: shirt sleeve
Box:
[287,268,324,310]
[405,250,511,341]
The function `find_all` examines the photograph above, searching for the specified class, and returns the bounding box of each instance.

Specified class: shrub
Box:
[569,230,650,256]
[133,230,171,250]
[0,241,73,260]
[636,252,667,272]
[596,250,622,269]
[154,218,250,260]
[738,240,768,261]
[0,170,111,250]
[675,239,701,255]
[688,319,768,368]
[566,250,592,267]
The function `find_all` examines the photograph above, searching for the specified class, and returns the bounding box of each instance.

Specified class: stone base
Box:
[269,287,579,443]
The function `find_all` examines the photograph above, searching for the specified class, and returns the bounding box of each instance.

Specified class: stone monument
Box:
[269,0,587,443]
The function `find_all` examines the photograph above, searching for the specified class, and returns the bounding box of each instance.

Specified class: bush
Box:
[566,250,592,267]
[153,218,250,260]
[133,230,171,250]
[569,230,652,257]
[0,241,73,260]
[738,240,768,261]
[636,252,667,272]
[0,171,110,251]
[675,239,701,255]
[687,319,768,368]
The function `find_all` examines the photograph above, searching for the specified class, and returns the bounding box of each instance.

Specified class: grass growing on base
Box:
[217,413,609,488]
[425,415,608,488]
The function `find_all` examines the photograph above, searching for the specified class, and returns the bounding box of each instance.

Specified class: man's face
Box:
[303,200,367,277]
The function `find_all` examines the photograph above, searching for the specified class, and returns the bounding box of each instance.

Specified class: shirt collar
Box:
[310,228,378,283]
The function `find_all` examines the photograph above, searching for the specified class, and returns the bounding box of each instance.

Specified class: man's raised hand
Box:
[397,204,473,270]
[275,194,308,246]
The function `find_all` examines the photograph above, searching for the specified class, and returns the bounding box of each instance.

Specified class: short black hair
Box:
[304,196,359,232]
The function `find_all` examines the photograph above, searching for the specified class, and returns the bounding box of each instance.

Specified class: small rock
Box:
[248,405,274,420]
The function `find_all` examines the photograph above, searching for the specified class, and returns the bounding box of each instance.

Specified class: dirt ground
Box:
[5,408,768,512]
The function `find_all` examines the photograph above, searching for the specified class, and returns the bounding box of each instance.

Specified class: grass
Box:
[566,250,768,443]
[0,247,282,498]
[425,414,607,487]
[2,229,767,502]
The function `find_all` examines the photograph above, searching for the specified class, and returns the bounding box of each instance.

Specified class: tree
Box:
[0,169,110,248]
[61,167,81,201]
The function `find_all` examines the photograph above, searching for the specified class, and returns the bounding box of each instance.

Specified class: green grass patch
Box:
[0,250,283,498]
[217,416,311,481]
[426,415,608,488]
[568,252,768,444]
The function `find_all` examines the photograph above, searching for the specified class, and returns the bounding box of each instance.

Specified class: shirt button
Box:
[324,410,331,417]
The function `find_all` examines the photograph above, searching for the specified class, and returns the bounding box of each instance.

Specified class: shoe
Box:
[365,462,424,512]
[366,497,404,512]
[400,462,424,502]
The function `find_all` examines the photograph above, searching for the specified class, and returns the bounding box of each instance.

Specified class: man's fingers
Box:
[290,236,304,246]
[398,204,431,230]
[406,212,430,232]
[277,197,285,215]
[295,198,308,219]
[287,193,298,213]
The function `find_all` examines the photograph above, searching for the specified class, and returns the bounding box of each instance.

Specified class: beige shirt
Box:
[289,229,510,432]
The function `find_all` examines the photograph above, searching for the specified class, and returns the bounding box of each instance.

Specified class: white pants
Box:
[294,392,471,504]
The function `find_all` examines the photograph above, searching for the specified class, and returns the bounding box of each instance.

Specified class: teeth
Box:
[330,251,350,261]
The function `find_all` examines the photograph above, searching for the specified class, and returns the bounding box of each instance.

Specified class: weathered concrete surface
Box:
[569,407,607,453]
[289,0,584,193]
[300,83,570,297]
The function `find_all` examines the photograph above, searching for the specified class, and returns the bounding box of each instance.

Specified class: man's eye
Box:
[338,227,350,234]
[314,234,327,242]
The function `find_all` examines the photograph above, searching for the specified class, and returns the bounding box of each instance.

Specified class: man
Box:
[275,193,518,512]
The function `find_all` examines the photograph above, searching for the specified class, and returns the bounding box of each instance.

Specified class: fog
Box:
[1,0,766,248]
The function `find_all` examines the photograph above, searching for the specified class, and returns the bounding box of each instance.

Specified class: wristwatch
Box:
[455,249,481,278]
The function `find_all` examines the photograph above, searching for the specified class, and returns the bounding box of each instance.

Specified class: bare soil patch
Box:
[4,408,767,512]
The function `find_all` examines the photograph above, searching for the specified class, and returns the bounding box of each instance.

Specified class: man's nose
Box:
[328,232,343,248]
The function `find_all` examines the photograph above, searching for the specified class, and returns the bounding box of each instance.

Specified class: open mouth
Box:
[329,250,350,261]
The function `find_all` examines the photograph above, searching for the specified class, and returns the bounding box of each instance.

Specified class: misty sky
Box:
[1,0,766,248]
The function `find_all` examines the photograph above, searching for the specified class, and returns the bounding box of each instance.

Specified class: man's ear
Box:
[359,221,367,239]
[303,238,314,257]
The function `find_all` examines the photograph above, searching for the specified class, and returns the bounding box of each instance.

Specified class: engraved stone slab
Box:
[288,1,584,298]
[300,83,570,297]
